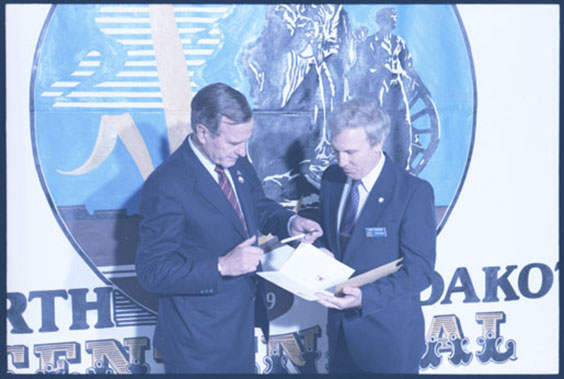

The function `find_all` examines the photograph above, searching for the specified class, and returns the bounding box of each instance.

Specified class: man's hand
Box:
[218,236,263,276]
[316,287,362,309]
[289,216,323,243]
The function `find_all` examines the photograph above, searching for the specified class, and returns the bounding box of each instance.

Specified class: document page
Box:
[258,243,355,301]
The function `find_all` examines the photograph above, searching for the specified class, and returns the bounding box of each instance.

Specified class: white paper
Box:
[258,243,355,301]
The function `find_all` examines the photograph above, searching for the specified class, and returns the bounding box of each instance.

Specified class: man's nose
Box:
[337,153,348,166]
[236,143,247,157]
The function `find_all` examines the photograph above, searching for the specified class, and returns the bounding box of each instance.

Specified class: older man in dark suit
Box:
[135,82,322,373]
[316,97,436,374]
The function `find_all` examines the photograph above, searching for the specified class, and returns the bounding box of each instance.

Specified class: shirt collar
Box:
[189,134,218,173]
[357,152,386,192]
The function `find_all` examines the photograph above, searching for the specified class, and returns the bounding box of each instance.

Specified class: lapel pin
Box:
[378,197,384,203]
[237,170,244,183]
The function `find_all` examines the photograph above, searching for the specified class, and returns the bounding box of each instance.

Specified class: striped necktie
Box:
[215,165,248,235]
[339,179,361,253]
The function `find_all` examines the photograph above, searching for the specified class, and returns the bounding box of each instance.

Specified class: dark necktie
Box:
[215,165,248,235]
[339,179,361,252]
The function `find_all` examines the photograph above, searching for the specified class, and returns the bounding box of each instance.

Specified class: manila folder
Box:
[334,257,403,296]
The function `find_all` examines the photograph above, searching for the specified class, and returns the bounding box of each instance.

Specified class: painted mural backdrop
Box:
[12,4,557,375]
[32,2,473,316]
[29,3,472,374]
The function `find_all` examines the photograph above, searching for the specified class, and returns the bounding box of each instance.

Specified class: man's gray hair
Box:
[328,97,391,146]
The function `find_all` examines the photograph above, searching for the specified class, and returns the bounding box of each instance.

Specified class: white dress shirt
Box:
[189,134,245,214]
[337,153,386,232]
[189,134,297,237]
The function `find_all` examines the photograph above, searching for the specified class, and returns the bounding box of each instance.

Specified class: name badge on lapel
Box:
[366,227,387,238]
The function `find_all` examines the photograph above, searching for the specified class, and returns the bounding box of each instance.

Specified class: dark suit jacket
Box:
[135,138,294,373]
[319,157,436,373]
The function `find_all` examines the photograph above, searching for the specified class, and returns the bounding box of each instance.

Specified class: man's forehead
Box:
[219,115,253,127]
[333,126,368,138]
[218,116,253,140]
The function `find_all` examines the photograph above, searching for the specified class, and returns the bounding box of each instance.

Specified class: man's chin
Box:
[343,170,358,179]
[221,159,237,168]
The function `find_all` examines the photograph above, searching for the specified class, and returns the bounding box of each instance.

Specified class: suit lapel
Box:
[229,165,257,237]
[343,158,396,258]
[181,140,248,238]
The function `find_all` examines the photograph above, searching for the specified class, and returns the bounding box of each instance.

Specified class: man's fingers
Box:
[238,235,256,247]
[316,297,342,309]
[341,286,361,297]
[242,246,263,257]
[317,300,338,309]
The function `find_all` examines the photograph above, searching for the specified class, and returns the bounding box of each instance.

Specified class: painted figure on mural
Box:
[349,7,422,170]
[240,4,354,196]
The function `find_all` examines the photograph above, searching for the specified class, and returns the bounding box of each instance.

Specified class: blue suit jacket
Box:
[319,157,436,373]
[135,138,294,373]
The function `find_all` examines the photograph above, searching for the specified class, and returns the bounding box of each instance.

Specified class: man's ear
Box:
[374,141,384,152]
[195,124,208,145]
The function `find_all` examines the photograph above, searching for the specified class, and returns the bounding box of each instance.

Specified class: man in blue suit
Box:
[135,82,322,374]
[315,97,436,373]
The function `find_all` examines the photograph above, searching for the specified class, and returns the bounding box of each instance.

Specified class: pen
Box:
[280,232,312,244]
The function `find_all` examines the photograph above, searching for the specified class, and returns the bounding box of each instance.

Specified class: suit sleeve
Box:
[361,180,436,315]
[244,159,294,239]
[135,174,219,296]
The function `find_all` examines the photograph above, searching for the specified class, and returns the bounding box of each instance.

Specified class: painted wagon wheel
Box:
[406,80,441,175]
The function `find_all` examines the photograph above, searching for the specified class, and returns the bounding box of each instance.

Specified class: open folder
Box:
[257,243,402,301]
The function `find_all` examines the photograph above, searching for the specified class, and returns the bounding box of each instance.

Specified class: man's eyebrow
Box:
[333,147,357,153]
[228,137,247,144]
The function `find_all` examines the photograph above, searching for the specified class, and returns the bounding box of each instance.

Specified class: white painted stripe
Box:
[52,82,80,88]
[67,91,162,98]
[173,6,229,13]
[127,50,155,56]
[184,49,214,55]
[87,51,101,57]
[178,27,205,34]
[99,264,136,272]
[186,59,206,66]
[117,71,159,77]
[95,81,161,87]
[53,102,163,108]
[125,60,156,66]
[95,17,150,23]
[41,91,64,97]
[117,39,153,45]
[71,71,94,76]
[124,61,201,69]
[99,6,149,13]
[119,38,193,46]
[79,61,100,67]
[209,29,220,35]
[197,38,221,45]
[127,49,213,57]
[100,28,152,35]
[175,17,218,23]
